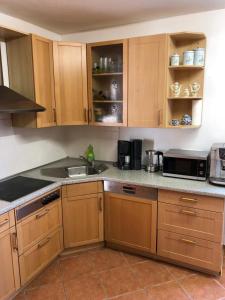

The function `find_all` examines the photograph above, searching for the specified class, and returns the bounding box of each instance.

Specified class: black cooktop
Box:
[0,176,54,202]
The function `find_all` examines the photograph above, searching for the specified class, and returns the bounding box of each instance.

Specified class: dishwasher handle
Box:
[122,185,136,195]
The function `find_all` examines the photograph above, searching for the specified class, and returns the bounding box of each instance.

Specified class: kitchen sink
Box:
[41,163,108,178]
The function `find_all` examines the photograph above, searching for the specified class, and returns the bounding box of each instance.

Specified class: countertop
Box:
[1,157,225,215]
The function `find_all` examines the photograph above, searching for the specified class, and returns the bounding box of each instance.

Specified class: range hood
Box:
[0,86,45,113]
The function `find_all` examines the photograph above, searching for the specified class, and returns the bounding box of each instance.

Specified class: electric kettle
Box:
[145,150,163,173]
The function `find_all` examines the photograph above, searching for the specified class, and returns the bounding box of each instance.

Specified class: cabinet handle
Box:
[38,237,50,249]
[180,238,196,245]
[35,209,49,219]
[53,108,57,123]
[99,196,103,212]
[0,219,8,227]
[11,232,18,251]
[88,108,92,122]
[179,197,198,203]
[158,109,163,126]
[180,209,196,216]
[84,108,88,122]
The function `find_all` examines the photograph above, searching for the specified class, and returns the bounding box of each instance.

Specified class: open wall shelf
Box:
[165,32,206,128]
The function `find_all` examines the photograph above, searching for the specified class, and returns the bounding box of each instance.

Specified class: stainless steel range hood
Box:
[0,86,45,113]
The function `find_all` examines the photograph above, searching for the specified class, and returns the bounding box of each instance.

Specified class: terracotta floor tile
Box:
[146,281,189,300]
[13,292,26,300]
[131,260,173,288]
[64,273,106,300]
[163,263,196,280]
[25,282,66,300]
[99,265,140,298]
[180,274,225,300]
[91,248,127,272]
[122,252,148,265]
[26,260,62,289]
[110,289,149,300]
[59,252,94,281]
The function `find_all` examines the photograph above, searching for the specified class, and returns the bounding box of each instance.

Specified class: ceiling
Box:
[0,0,225,34]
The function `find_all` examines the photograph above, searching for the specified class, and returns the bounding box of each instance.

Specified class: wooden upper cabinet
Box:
[53,42,88,125]
[87,40,128,126]
[31,35,56,127]
[128,34,167,127]
[6,34,56,128]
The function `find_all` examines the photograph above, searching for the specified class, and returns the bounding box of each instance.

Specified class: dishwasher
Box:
[104,181,158,254]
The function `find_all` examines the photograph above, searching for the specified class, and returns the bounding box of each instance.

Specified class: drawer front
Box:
[63,181,101,198]
[158,230,223,273]
[158,202,223,242]
[17,200,62,255]
[19,228,63,285]
[159,190,224,212]
[0,212,10,234]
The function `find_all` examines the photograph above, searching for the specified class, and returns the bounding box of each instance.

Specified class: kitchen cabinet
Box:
[62,182,104,248]
[6,34,56,128]
[128,34,167,127]
[53,42,88,125]
[16,199,62,255]
[105,191,157,254]
[16,189,63,285]
[19,228,63,285]
[0,212,20,300]
[157,190,224,273]
[87,40,128,126]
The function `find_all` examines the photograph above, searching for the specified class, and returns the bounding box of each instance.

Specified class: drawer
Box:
[157,230,223,273]
[158,202,223,242]
[19,228,63,285]
[0,210,15,234]
[17,200,62,255]
[62,181,102,198]
[159,190,224,212]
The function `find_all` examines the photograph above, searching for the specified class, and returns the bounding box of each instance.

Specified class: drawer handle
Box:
[99,196,103,212]
[180,238,196,245]
[180,209,196,216]
[180,197,198,203]
[38,238,50,249]
[36,209,49,219]
[0,219,8,227]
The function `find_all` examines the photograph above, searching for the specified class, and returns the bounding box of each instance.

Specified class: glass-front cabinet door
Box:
[87,40,128,126]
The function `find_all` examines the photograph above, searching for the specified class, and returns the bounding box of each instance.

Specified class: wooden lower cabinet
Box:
[19,228,63,285]
[0,227,20,300]
[158,230,222,273]
[17,200,62,254]
[63,192,104,248]
[158,202,223,242]
[105,192,157,253]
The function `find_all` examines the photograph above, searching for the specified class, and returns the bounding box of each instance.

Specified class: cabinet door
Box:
[53,42,88,125]
[0,228,19,300]
[63,193,104,248]
[105,192,157,254]
[128,34,167,127]
[32,35,56,128]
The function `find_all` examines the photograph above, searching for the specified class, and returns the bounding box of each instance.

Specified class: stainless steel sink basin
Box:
[41,163,108,178]
[66,164,108,177]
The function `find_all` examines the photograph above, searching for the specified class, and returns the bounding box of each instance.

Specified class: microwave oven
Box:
[163,149,209,181]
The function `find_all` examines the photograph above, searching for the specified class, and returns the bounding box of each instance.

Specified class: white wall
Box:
[63,9,225,161]
[0,13,65,180]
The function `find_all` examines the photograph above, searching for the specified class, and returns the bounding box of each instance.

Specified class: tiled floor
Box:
[14,248,225,300]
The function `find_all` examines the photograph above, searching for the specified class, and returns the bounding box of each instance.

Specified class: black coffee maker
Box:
[117,140,142,170]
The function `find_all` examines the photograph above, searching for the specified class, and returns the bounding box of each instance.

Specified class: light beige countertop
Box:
[0,157,225,215]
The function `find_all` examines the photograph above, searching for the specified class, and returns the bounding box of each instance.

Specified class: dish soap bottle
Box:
[85,144,95,165]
